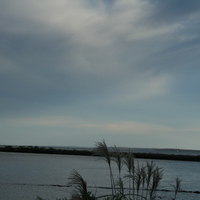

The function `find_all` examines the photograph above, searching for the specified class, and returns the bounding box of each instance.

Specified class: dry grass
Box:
[37,140,182,200]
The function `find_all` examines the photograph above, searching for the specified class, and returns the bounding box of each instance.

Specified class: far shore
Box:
[1,145,200,162]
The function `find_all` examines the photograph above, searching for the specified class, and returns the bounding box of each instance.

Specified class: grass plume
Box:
[95,140,115,195]
[40,140,183,200]
[68,170,96,200]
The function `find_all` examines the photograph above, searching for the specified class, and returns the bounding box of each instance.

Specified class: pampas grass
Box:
[95,140,115,195]
[172,177,182,200]
[70,140,167,200]
[38,140,182,200]
[68,170,96,200]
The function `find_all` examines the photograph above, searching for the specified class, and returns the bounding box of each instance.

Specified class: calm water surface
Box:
[0,152,200,200]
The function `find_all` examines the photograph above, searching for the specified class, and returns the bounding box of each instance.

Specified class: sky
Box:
[0,0,200,150]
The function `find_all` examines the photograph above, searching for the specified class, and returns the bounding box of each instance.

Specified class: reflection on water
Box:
[0,152,200,200]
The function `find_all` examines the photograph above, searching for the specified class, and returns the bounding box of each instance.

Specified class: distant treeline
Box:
[0,145,93,156]
[0,145,200,162]
[133,152,200,162]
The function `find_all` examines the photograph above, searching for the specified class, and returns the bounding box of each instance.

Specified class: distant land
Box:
[0,145,200,162]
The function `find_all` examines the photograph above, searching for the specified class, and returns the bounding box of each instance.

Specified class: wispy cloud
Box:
[1,0,200,148]
[3,115,200,136]
[0,0,188,46]
[108,73,171,105]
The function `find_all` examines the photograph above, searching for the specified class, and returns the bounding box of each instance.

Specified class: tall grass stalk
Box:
[123,150,135,200]
[115,176,125,195]
[135,162,142,200]
[149,167,163,200]
[145,161,155,199]
[112,146,124,195]
[68,170,95,200]
[140,165,146,200]
[172,177,182,200]
[112,145,123,178]
[95,140,115,195]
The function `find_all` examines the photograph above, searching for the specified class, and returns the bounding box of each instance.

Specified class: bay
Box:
[0,152,200,200]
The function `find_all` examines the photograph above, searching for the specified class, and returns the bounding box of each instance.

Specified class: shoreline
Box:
[1,145,200,162]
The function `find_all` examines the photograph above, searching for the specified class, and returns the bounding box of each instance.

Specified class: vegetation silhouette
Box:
[35,140,182,200]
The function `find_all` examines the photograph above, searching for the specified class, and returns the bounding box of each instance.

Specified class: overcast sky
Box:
[1,0,200,149]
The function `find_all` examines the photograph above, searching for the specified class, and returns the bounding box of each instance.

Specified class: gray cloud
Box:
[0,0,200,148]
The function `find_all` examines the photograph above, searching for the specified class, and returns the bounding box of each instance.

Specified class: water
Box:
[0,152,200,200]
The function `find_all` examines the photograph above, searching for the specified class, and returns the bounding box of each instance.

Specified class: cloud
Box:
[1,115,200,135]
[0,0,198,113]
[103,73,171,105]
[1,1,200,148]
[105,121,172,135]
[3,115,100,129]
[1,0,194,47]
